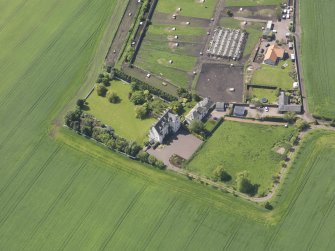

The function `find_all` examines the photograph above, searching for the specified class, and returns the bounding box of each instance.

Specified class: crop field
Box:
[225,0,283,7]
[300,0,335,119]
[86,80,155,143]
[2,0,335,250]
[251,59,294,89]
[156,0,217,19]
[187,121,297,195]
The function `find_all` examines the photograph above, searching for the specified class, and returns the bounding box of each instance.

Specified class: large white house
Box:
[185,98,214,124]
[149,109,180,143]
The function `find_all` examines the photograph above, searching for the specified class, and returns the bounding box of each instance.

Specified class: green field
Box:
[156,0,217,19]
[225,0,283,7]
[220,17,262,56]
[301,0,335,118]
[2,0,335,250]
[86,80,155,143]
[136,24,203,88]
[187,121,297,195]
[252,59,294,89]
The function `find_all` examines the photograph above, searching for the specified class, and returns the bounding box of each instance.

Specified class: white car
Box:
[265,107,269,112]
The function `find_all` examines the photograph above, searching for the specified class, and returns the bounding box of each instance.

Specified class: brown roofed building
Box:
[263,44,285,65]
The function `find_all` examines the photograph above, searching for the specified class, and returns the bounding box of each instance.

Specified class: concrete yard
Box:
[147,129,203,168]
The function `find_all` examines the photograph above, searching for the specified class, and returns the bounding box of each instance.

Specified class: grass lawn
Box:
[220,17,262,56]
[135,24,203,88]
[252,59,295,89]
[156,0,217,19]
[225,0,283,7]
[187,121,297,195]
[250,86,278,104]
[4,1,335,249]
[86,80,155,143]
[301,0,335,118]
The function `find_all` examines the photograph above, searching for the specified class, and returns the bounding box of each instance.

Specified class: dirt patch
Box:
[227,5,280,21]
[196,63,244,102]
[276,147,286,155]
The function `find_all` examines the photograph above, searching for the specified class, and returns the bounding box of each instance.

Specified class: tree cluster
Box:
[236,171,259,196]
[64,109,166,169]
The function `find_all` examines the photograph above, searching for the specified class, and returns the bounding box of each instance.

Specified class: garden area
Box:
[86,80,159,143]
[248,86,279,104]
[187,120,298,196]
[251,59,296,90]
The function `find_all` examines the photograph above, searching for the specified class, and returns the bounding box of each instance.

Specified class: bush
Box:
[96,84,108,97]
[130,91,146,105]
[213,166,231,182]
[76,99,85,108]
[236,171,258,196]
[137,150,149,163]
[192,93,201,102]
[265,202,273,210]
[108,92,120,103]
[284,111,296,123]
[189,119,204,134]
[227,9,233,17]
[295,119,310,131]
[65,109,82,129]
[170,101,184,115]
[135,105,148,119]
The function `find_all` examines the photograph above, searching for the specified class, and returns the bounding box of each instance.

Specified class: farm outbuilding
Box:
[233,105,246,117]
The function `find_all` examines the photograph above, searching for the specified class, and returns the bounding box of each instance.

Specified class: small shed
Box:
[293,82,299,89]
[233,106,246,117]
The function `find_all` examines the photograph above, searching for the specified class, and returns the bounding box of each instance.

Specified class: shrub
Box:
[108,92,120,103]
[96,84,107,97]
[295,119,310,131]
[265,202,273,210]
[76,99,85,108]
[137,151,149,163]
[227,9,233,17]
[170,101,184,115]
[130,91,145,105]
[236,171,258,196]
[213,166,232,182]
[284,111,296,123]
[135,105,148,119]
[189,119,204,134]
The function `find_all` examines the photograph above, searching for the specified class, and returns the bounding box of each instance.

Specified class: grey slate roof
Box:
[278,92,302,113]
